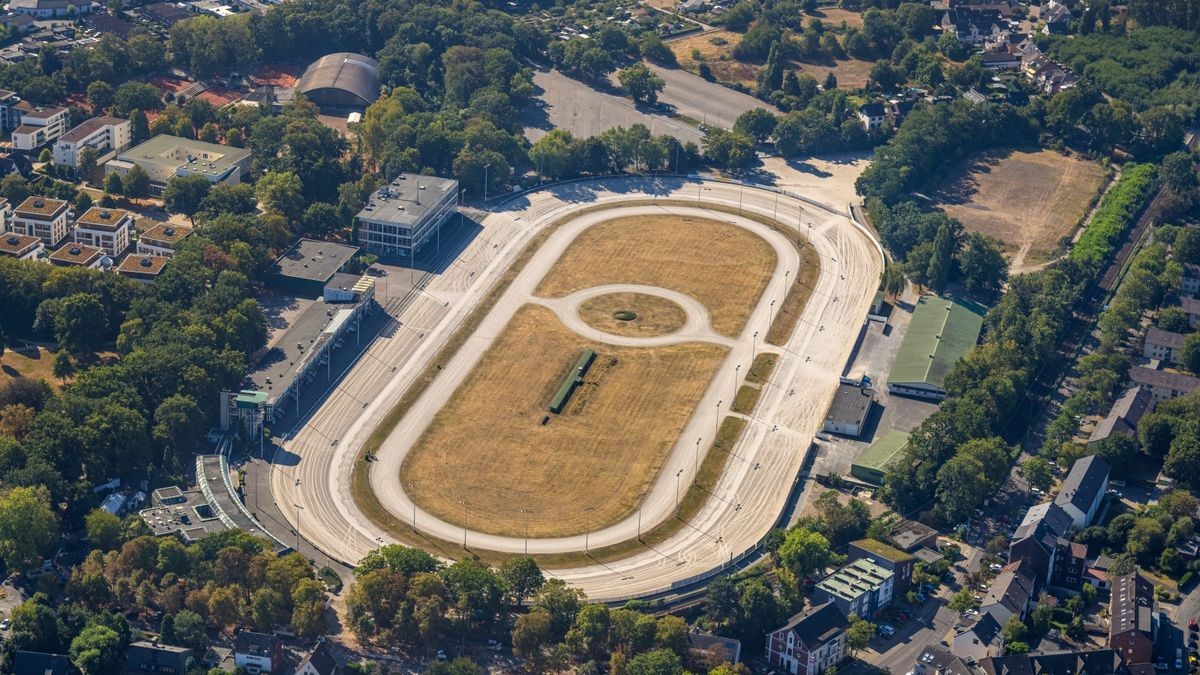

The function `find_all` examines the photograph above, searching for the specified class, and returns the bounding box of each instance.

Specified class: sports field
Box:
[535,215,775,336]
[399,305,726,537]
[934,149,1108,272]
[578,292,688,337]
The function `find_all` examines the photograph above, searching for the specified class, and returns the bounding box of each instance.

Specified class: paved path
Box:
[269,176,883,600]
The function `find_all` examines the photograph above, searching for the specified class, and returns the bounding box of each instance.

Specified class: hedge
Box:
[1068,163,1158,269]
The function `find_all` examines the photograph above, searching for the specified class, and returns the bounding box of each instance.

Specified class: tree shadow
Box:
[786,158,833,178]
[931,147,1016,206]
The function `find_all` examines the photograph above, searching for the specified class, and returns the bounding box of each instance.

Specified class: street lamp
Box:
[292,503,304,553]
[675,468,683,518]
[583,507,595,553]
[482,163,491,205]
[694,436,702,486]
[752,330,759,363]
[520,508,532,555]
[406,482,417,532]
[458,499,470,549]
[715,399,722,441]
[637,491,646,542]
[734,362,741,398]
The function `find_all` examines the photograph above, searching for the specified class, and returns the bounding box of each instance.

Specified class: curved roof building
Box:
[295,52,380,109]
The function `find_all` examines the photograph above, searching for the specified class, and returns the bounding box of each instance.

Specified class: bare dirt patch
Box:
[670,30,761,87]
[932,149,1108,272]
[535,214,776,336]
[400,304,727,538]
[578,292,688,337]
[790,56,875,90]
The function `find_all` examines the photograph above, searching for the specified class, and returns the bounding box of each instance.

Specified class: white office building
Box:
[354,173,458,256]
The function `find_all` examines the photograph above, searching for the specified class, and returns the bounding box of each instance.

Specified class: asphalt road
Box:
[640,63,778,130]
[269,176,884,600]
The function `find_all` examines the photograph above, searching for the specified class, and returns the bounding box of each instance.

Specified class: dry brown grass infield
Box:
[400,305,726,537]
[535,214,776,336]
[577,292,688,337]
[671,31,761,88]
[933,149,1108,272]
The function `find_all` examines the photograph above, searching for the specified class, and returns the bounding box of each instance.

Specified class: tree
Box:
[123,165,150,199]
[69,625,124,675]
[626,648,683,675]
[948,588,976,613]
[926,217,961,293]
[50,350,74,384]
[1022,457,1053,492]
[114,81,162,116]
[103,172,123,195]
[617,63,666,106]
[85,509,122,550]
[566,604,611,662]
[163,175,212,224]
[512,610,553,667]
[427,657,484,675]
[883,264,905,298]
[640,33,676,65]
[0,486,58,569]
[1181,333,1200,374]
[958,233,1007,298]
[756,41,784,97]
[533,579,585,640]
[256,171,305,221]
[530,129,577,180]
[130,109,150,142]
[778,527,836,581]
[702,129,756,169]
[76,146,99,180]
[499,556,545,605]
[1003,616,1027,643]
[1008,641,1031,655]
[87,81,115,114]
[734,108,778,144]
[172,610,209,651]
[251,587,284,632]
[291,578,328,637]
[846,615,875,654]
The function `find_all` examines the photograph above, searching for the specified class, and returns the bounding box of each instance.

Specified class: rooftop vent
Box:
[99,210,111,219]
[5,236,18,245]
[163,227,175,236]
[33,198,44,207]
[69,246,81,255]
[140,257,152,267]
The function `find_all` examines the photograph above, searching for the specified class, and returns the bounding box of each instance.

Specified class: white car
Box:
[0,619,9,630]
[878,625,896,637]
[989,563,1003,572]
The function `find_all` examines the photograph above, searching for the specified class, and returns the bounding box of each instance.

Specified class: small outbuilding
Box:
[822,383,874,437]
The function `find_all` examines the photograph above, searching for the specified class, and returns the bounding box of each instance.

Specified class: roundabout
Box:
[268,176,884,600]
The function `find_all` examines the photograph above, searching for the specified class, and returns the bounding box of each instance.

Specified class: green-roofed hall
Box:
[851,430,910,485]
[886,295,985,400]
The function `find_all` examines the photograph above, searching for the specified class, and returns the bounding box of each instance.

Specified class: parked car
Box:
[878,625,896,638]
[1155,658,1168,671]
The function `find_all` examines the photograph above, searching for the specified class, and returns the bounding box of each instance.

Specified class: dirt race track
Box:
[270,175,883,600]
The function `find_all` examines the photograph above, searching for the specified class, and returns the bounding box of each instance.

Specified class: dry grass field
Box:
[400,305,726,537]
[670,31,761,88]
[578,292,688,337]
[536,215,775,336]
[0,346,60,390]
[791,56,875,90]
[933,149,1108,272]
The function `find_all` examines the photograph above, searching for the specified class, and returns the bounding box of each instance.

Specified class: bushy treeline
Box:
[1048,27,1200,111]
[1068,163,1158,268]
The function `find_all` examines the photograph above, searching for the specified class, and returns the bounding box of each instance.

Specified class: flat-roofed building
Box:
[52,115,131,171]
[355,173,458,256]
[887,295,986,400]
[0,195,10,232]
[814,558,894,618]
[49,243,105,269]
[11,102,69,151]
[270,238,359,296]
[822,383,874,437]
[73,207,133,256]
[106,135,252,193]
[851,431,909,486]
[11,196,69,246]
[0,89,19,130]
[137,222,193,257]
[116,254,168,283]
[0,232,41,259]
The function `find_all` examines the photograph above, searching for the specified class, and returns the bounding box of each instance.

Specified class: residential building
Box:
[1182,296,1200,328]
[1129,365,1200,402]
[979,560,1035,626]
[857,102,886,130]
[851,431,909,485]
[979,649,1129,675]
[73,206,133,256]
[12,651,73,675]
[1182,263,1200,297]
[0,88,20,129]
[0,195,10,231]
[49,243,105,269]
[952,612,1004,662]
[7,0,93,17]
[116,254,168,283]
[126,640,194,675]
[233,631,283,674]
[10,196,69,246]
[1144,327,1186,364]
[822,384,874,437]
[296,641,339,675]
[814,558,894,618]
[910,645,975,675]
[0,13,36,34]
[1008,502,1073,588]
[51,115,131,171]
[687,633,742,666]
[1054,455,1110,530]
[137,222,193,257]
[0,232,42,259]
[11,102,69,151]
[1088,387,1152,447]
[1107,572,1157,667]
[140,1,191,25]
[106,135,252,193]
[980,49,1020,70]
[354,173,458,256]
[270,238,360,296]
[942,7,1006,45]
[1050,539,1088,592]
[887,295,986,400]
[765,601,849,675]
[847,539,915,593]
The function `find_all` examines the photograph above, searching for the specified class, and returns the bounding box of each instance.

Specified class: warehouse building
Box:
[355,173,458,256]
[850,430,910,486]
[887,295,986,400]
[295,52,379,110]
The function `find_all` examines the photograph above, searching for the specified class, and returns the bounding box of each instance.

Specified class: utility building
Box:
[887,295,985,400]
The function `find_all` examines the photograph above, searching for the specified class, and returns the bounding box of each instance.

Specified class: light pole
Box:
[715,399,722,440]
[459,499,470,549]
[734,363,741,398]
[675,469,683,518]
[407,482,417,532]
[292,503,304,553]
[752,330,759,363]
[482,163,491,205]
[637,491,646,542]
[694,436,702,485]
[520,508,532,555]
[773,190,779,221]
[583,507,595,553]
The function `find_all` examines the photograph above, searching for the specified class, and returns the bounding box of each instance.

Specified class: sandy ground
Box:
[270,167,881,600]
[577,292,688,336]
